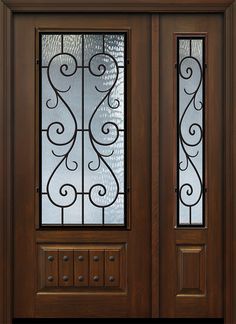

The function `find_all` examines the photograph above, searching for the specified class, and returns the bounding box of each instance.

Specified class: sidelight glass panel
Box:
[177,37,205,226]
[40,33,126,226]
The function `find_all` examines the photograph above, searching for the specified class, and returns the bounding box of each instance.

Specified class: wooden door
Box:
[13,11,224,320]
[13,13,151,318]
[159,14,223,317]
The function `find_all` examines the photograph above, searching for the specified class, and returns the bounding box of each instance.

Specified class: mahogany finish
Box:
[0,0,236,323]
[2,0,234,12]
[159,14,223,317]
[13,13,151,318]
[74,250,89,287]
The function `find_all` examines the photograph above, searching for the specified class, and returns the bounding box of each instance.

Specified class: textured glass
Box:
[40,33,126,226]
[177,38,204,226]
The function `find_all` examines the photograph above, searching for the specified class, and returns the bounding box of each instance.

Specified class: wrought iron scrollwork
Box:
[177,38,204,226]
[87,52,120,210]
[40,33,125,225]
[46,53,78,210]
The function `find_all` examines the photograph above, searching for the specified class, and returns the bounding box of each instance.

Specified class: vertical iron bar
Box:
[102,34,105,54]
[61,34,64,225]
[102,34,105,225]
[61,34,63,54]
[202,38,205,227]
[82,34,84,225]
[102,208,105,225]
[39,33,42,226]
[177,37,180,226]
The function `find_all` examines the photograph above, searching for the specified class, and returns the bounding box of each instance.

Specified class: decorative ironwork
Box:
[40,33,126,226]
[177,37,205,226]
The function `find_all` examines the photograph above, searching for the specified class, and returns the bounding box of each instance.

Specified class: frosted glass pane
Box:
[42,195,61,224]
[63,196,82,224]
[177,38,204,226]
[84,196,103,224]
[63,34,82,66]
[41,34,61,66]
[104,34,125,66]
[105,194,124,224]
[40,32,126,226]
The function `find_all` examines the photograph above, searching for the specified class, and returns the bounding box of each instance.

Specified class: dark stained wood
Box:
[74,250,89,287]
[35,293,128,318]
[36,230,128,242]
[159,14,223,318]
[0,1,13,324]
[45,250,59,288]
[105,250,120,287]
[151,14,159,318]
[224,6,233,324]
[59,250,74,287]
[224,4,235,324]
[2,0,234,13]
[37,243,125,292]
[89,250,104,287]
[13,13,151,318]
[0,1,235,322]
[13,13,37,317]
[233,3,236,322]
[0,4,5,323]
[176,245,206,295]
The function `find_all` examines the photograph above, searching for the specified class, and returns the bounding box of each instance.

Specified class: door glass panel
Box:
[40,32,126,226]
[177,37,205,226]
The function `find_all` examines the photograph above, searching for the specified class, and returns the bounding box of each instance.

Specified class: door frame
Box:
[0,0,235,322]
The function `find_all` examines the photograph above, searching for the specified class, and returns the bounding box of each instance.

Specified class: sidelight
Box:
[177,37,205,226]
[40,32,126,226]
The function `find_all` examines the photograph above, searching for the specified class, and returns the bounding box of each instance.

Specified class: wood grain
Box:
[74,250,89,287]
[0,0,235,322]
[2,0,234,13]
[159,13,223,318]
[13,13,151,318]
[0,1,13,324]
[233,3,236,322]
[151,14,159,318]
[224,5,233,324]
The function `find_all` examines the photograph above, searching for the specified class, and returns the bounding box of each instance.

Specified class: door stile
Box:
[151,13,160,318]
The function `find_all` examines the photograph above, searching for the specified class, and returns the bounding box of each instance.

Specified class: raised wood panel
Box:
[74,250,89,287]
[38,244,126,291]
[45,250,59,288]
[105,250,120,287]
[177,245,206,295]
[59,250,74,287]
[89,250,104,287]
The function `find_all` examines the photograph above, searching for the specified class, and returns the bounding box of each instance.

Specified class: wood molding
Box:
[232,2,236,323]
[151,14,159,318]
[0,1,13,323]
[1,0,234,12]
[0,0,235,322]
[224,6,233,324]
[224,2,236,323]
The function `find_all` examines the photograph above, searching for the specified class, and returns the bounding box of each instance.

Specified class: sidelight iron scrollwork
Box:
[177,37,205,226]
[40,33,126,225]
